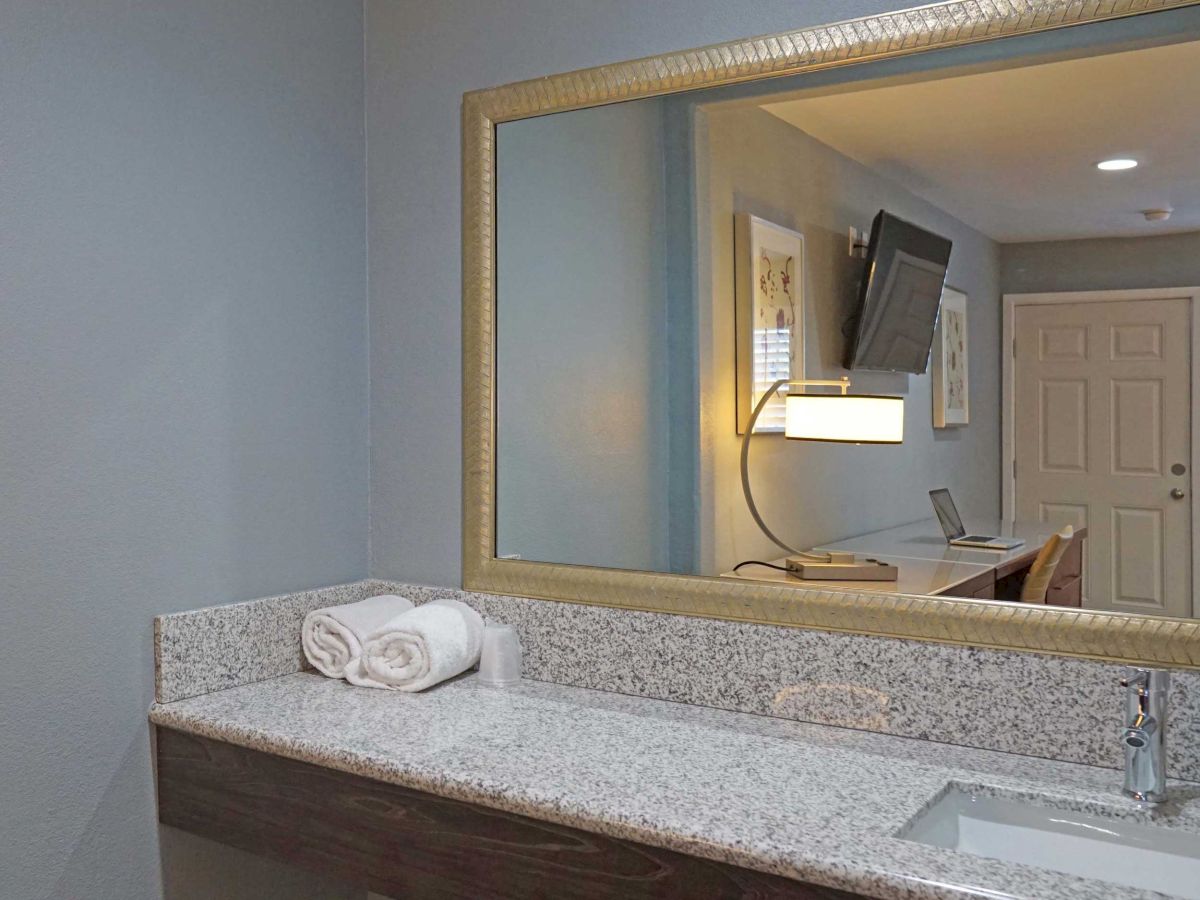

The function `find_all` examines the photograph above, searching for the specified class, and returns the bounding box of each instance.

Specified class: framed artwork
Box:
[932,286,969,427]
[734,214,805,434]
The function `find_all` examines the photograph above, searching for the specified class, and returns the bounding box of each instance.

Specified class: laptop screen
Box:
[929,488,966,540]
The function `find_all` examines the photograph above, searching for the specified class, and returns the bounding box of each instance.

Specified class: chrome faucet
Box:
[1119,668,1169,803]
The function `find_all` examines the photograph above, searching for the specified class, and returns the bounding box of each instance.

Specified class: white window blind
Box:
[751,326,790,432]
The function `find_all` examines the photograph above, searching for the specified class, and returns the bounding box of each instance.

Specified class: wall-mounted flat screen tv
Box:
[844,210,953,374]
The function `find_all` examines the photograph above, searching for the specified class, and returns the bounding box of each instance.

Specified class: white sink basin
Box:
[899,787,1200,898]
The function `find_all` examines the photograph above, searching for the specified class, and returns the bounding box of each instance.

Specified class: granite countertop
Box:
[149,672,1200,900]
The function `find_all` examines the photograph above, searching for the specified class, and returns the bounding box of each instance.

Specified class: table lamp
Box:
[740,377,904,580]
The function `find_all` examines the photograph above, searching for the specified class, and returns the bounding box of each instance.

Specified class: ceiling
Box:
[760,40,1200,243]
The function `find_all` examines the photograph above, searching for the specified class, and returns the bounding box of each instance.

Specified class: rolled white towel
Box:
[302,594,414,679]
[348,598,484,692]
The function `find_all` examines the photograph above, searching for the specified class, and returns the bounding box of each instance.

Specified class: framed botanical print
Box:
[734,214,805,434]
[932,286,969,427]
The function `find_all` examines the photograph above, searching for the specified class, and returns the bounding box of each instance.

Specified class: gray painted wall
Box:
[697,106,1002,573]
[365,0,903,585]
[495,103,671,571]
[1001,231,1200,294]
[0,2,367,898]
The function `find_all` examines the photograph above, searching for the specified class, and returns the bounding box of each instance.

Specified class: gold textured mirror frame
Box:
[462,0,1200,669]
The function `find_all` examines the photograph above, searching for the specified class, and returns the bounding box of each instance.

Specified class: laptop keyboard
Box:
[960,535,993,543]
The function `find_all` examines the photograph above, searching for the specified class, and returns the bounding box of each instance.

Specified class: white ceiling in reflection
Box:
[760,39,1200,243]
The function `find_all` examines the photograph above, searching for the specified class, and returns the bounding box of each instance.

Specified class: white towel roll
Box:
[348,598,484,692]
[302,594,415,679]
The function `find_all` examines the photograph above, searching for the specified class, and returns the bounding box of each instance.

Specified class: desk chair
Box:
[1020,526,1075,602]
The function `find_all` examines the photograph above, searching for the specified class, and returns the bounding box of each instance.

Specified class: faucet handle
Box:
[1119,667,1149,691]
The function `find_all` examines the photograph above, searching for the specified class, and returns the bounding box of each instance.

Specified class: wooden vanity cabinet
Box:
[155,727,864,899]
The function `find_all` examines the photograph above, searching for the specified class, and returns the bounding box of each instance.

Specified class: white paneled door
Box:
[1012,294,1192,617]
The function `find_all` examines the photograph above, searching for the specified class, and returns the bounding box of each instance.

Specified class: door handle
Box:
[1171,488,1186,500]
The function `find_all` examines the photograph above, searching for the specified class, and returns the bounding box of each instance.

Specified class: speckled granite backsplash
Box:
[155,581,375,702]
[155,578,1200,781]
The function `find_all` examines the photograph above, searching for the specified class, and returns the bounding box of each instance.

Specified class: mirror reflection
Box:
[495,26,1200,619]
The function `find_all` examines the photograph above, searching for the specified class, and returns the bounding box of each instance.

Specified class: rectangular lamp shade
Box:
[785,394,904,443]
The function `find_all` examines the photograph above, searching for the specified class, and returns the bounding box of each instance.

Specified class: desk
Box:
[726,518,1086,605]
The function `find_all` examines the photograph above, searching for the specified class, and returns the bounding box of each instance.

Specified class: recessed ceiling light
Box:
[1097,158,1138,171]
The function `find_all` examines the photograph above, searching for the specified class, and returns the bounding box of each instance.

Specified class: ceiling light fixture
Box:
[1097,158,1139,171]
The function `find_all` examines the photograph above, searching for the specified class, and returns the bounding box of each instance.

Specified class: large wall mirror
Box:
[464,0,1200,667]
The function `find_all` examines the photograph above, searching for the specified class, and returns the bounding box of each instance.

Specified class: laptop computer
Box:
[929,488,1025,550]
